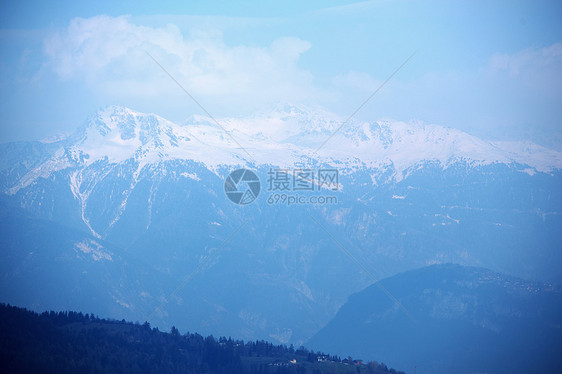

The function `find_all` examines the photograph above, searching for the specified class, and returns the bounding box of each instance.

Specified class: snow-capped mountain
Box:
[6,104,562,196]
[1,105,561,346]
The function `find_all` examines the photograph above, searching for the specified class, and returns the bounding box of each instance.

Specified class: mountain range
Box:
[1,104,561,350]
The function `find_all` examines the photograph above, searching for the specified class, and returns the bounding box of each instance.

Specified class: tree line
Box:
[0,303,404,374]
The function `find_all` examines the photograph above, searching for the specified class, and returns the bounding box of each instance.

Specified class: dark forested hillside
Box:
[0,304,402,374]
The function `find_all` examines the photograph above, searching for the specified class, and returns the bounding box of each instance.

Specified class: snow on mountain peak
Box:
[76,106,174,164]
[6,105,562,197]
[44,105,562,172]
[334,119,562,176]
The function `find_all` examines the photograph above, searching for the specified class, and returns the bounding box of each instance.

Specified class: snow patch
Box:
[180,172,201,181]
[74,239,113,261]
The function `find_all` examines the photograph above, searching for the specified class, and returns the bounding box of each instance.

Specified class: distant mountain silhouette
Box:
[308,264,562,374]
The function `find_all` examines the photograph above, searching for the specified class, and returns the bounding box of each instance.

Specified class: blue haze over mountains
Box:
[0,105,561,372]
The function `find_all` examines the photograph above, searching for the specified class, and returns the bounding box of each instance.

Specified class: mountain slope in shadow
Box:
[308,264,562,374]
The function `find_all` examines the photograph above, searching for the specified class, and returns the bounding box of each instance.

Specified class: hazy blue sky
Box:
[1,0,561,148]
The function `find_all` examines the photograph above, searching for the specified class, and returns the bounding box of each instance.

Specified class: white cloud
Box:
[39,16,562,149]
[43,15,317,113]
[485,42,562,101]
[488,42,562,77]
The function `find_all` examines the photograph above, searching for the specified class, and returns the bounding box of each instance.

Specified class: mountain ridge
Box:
[4,105,561,198]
